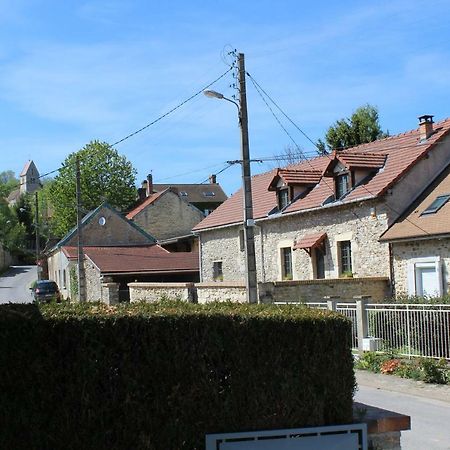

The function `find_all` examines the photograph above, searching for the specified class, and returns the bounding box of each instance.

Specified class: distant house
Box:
[47,202,199,301]
[138,173,228,216]
[193,115,450,301]
[7,160,41,206]
[126,188,204,251]
[380,161,450,297]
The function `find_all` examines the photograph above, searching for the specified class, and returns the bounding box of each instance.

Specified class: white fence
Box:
[276,299,450,360]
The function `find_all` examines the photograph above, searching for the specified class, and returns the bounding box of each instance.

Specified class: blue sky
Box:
[1,0,450,195]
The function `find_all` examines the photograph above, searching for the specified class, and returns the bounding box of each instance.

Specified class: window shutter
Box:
[407,262,416,296]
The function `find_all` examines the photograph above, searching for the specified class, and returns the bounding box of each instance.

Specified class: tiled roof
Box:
[333,151,387,170]
[380,162,450,241]
[20,160,33,177]
[62,245,199,274]
[153,183,228,204]
[126,190,166,219]
[294,232,327,250]
[194,118,450,231]
[268,169,322,190]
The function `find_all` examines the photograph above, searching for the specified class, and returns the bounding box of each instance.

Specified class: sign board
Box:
[206,424,367,450]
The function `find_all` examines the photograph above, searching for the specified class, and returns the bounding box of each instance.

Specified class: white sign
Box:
[206,424,367,450]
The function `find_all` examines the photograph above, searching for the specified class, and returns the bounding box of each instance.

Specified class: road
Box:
[0,265,37,303]
[355,373,450,450]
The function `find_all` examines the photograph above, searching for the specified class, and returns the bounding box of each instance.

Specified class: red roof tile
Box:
[294,232,327,250]
[268,169,322,190]
[62,245,199,274]
[126,190,166,219]
[335,151,387,170]
[194,118,450,230]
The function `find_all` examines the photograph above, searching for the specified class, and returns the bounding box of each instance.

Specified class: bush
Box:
[0,301,355,450]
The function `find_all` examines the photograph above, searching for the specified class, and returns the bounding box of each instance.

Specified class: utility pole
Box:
[35,191,40,281]
[237,53,258,303]
[76,156,86,302]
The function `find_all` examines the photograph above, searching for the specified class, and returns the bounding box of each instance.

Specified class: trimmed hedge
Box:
[0,301,355,449]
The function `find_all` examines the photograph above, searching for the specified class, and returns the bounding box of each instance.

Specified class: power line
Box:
[111,67,233,146]
[15,67,234,190]
[246,72,321,151]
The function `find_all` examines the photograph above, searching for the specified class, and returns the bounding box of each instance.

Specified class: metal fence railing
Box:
[275,300,450,360]
[365,303,450,360]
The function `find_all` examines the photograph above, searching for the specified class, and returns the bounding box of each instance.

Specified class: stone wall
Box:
[200,200,391,284]
[196,282,247,303]
[0,246,13,271]
[65,204,153,247]
[84,260,103,302]
[129,282,196,302]
[392,238,450,295]
[132,190,205,240]
[259,277,391,303]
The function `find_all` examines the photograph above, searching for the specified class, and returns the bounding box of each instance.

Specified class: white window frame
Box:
[407,256,443,297]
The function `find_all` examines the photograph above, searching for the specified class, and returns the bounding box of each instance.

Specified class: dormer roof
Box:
[323,151,387,176]
[268,169,322,191]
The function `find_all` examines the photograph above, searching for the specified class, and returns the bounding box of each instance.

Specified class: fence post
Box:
[355,296,371,354]
[324,295,340,311]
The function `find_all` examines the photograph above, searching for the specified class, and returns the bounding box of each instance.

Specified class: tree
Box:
[48,141,137,237]
[14,194,34,248]
[319,104,389,152]
[0,170,19,199]
[0,199,26,252]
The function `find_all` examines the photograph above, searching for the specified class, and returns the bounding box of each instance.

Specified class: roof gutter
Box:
[380,232,450,244]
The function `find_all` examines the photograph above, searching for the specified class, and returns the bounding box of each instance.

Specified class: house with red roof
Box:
[47,202,199,302]
[193,115,450,301]
[380,161,450,297]
[126,187,205,252]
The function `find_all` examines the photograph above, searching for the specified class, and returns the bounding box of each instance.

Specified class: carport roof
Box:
[62,245,199,274]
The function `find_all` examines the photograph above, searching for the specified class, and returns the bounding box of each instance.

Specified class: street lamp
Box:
[203,53,258,304]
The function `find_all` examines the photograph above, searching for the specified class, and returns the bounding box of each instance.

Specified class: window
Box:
[407,257,443,297]
[239,229,245,252]
[180,191,188,197]
[339,241,352,275]
[421,194,450,215]
[278,189,289,210]
[281,247,293,280]
[213,261,223,281]
[335,173,350,199]
[203,191,216,197]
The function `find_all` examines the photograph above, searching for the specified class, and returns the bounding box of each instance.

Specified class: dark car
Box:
[32,280,61,303]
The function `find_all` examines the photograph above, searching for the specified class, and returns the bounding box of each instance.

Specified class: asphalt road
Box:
[0,265,37,303]
[355,371,450,450]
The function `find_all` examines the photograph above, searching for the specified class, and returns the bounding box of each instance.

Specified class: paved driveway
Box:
[355,370,450,450]
[0,265,37,304]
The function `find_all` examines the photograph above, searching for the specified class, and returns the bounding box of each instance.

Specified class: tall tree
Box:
[0,170,19,199]
[48,141,137,237]
[0,199,26,252]
[319,104,388,152]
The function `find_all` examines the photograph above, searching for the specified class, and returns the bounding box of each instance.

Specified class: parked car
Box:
[31,280,61,303]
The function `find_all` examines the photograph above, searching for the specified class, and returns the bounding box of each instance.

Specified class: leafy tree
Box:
[0,199,26,252]
[48,141,137,237]
[14,194,34,247]
[0,170,19,199]
[318,104,389,152]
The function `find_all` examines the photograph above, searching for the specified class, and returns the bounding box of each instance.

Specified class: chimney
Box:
[418,115,434,141]
[146,174,153,197]
[209,174,217,184]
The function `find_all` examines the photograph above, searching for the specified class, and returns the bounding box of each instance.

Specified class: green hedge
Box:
[0,301,355,450]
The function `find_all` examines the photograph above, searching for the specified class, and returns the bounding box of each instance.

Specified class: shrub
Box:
[380,359,402,375]
[0,301,355,450]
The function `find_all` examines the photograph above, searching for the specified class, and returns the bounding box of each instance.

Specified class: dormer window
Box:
[335,173,350,199]
[278,188,290,210]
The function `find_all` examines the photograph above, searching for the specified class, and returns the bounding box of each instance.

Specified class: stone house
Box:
[193,115,450,302]
[380,161,450,297]
[138,173,228,215]
[126,188,205,251]
[47,202,199,301]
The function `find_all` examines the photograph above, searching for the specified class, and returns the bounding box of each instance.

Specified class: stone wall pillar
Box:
[101,282,119,305]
